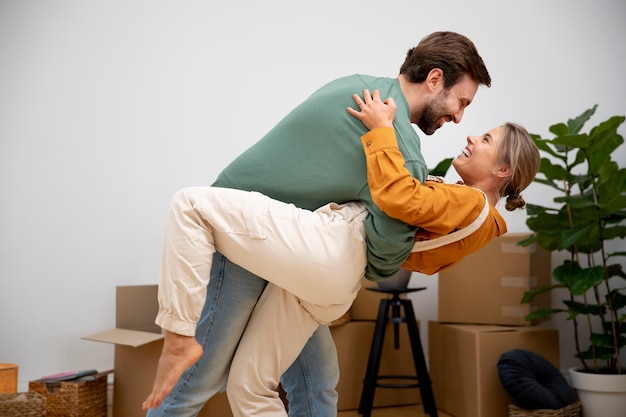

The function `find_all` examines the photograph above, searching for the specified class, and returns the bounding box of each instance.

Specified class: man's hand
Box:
[347,89,396,131]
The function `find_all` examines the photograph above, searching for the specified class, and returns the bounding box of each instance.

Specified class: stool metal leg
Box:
[392,299,401,349]
[402,299,438,417]
[358,299,390,417]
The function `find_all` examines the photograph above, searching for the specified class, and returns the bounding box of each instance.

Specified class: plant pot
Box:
[568,367,626,417]
[377,268,411,289]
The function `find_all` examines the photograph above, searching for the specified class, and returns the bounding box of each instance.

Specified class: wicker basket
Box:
[29,373,108,417]
[0,363,18,394]
[0,391,46,417]
[509,401,582,417]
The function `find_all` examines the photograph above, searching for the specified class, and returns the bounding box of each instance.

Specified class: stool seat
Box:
[358,287,438,417]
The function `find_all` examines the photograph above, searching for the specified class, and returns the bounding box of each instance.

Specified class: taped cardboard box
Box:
[438,233,551,326]
[83,285,231,417]
[428,321,559,417]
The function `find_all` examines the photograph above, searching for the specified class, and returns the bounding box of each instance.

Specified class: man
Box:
[146,31,491,416]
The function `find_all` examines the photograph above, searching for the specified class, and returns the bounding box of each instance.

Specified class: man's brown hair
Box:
[400,31,491,88]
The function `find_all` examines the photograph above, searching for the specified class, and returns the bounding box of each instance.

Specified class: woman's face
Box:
[452,125,503,187]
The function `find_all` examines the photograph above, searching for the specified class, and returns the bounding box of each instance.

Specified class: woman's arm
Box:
[348,90,484,234]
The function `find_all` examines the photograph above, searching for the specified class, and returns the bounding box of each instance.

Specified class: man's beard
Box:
[416,91,449,135]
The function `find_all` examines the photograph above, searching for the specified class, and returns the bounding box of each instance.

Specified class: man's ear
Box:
[426,68,444,92]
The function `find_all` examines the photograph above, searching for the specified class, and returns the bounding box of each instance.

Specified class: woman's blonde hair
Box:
[496,123,541,211]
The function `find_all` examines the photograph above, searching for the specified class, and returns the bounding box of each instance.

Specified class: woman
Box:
[143,90,540,414]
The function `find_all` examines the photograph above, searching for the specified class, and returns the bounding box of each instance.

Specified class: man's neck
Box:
[397,74,425,122]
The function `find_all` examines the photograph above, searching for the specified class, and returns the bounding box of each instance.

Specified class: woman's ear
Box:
[495,164,512,179]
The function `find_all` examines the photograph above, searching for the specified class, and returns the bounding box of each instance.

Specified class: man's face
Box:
[416,73,479,135]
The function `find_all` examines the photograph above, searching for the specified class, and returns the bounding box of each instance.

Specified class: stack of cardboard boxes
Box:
[429,233,559,417]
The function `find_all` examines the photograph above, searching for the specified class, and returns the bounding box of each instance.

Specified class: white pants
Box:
[155,186,368,416]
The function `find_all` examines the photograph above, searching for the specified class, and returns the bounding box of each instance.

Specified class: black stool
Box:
[358,287,438,417]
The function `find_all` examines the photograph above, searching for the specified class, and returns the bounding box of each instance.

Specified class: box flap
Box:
[82,328,163,347]
[116,285,161,333]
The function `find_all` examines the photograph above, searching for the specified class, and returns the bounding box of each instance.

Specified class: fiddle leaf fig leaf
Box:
[521,284,564,303]
[576,346,616,360]
[537,158,571,183]
[590,333,626,349]
[525,308,564,321]
[428,157,453,177]
[554,262,604,295]
[567,104,597,134]
[608,290,626,310]
[552,133,590,149]
[559,223,596,250]
[563,299,606,317]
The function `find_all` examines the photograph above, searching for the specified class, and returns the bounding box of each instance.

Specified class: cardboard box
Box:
[438,233,551,326]
[83,286,231,417]
[428,321,559,417]
[330,320,422,411]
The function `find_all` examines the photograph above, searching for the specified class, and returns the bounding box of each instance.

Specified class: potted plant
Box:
[520,105,626,417]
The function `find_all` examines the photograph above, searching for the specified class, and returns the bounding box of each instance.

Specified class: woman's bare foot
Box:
[142,330,203,410]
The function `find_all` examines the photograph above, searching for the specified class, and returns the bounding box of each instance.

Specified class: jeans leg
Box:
[148,251,339,417]
[147,251,267,417]
[280,325,339,417]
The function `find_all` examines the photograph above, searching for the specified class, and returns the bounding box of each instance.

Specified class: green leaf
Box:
[552,133,591,149]
[521,284,564,303]
[608,290,626,310]
[559,222,597,250]
[559,194,595,209]
[602,321,626,336]
[525,308,565,321]
[572,266,606,295]
[563,299,606,316]
[517,234,537,247]
[532,137,564,160]
[576,346,615,360]
[567,105,598,134]
[603,225,626,241]
[587,115,625,173]
[606,263,626,280]
[549,122,569,137]
[589,333,624,348]
[553,260,581,285]
[536,158,572,183]
[428,157,453,177]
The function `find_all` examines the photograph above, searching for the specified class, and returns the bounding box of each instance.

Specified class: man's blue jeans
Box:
[146,251,339,417]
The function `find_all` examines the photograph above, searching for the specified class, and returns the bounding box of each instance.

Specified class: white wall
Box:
[1,0,625,389]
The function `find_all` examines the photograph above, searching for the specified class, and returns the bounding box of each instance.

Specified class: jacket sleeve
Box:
[361,127,484,235]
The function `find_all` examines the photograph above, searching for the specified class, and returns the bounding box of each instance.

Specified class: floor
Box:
[338,405,452,416]
[108,404,452,417]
